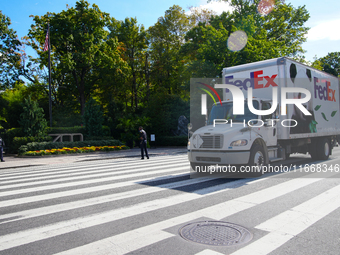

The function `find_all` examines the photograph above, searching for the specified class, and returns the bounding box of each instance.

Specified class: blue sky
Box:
[1,0,340,62]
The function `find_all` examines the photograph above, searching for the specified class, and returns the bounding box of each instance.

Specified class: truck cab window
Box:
[261,102,272,121]
[208,100,259,125]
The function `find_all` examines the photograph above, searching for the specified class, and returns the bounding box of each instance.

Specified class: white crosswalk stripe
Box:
[231,183,340,255]
[0,153,340,255]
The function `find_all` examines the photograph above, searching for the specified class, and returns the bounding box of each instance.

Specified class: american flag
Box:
[43,30,49,52]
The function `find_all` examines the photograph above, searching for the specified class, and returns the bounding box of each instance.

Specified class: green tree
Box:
[19,96,47,137]
[182,22,231,77]
[104,98,124,139]
[116,115,149,148]
[318,52,340,77]
[187,6,217,27]
[145,94,189,137]
[1,82,28,128]
[1,80,50,129]
[27,0,128,115]
[0,91,7,129]
[0,116,6,129]
[148,5,191,95]
[0,11,22,89]
[108,17,148,112]
[83,98,104,137]
[184,0,310,77]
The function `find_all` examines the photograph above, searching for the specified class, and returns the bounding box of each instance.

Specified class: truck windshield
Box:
[207,100,259,125]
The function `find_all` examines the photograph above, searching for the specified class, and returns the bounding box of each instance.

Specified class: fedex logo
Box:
[314,77,336,102]
[225,70,278,92]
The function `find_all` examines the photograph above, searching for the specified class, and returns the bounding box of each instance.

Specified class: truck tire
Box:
[190,162,199,171]
[247,144,266,177]
[311,138,330,160]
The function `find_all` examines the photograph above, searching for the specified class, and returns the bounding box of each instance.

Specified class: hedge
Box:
[11,136,52,154]
[4,128,24,147]
[154,136,188,146]
[4,126,112,153]
[47,126,85,134]
[47,126,110,139]
[18,139,123,155]
[3,128,53,153]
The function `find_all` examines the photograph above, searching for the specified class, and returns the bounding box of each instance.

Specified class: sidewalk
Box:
[0,147,188,170]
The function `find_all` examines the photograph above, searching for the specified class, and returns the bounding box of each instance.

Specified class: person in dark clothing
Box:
[0,136,5,162]
[139,126,149,159]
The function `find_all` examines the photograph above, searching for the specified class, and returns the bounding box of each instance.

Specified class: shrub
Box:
[101,126,110,136]
[116,115,149,148]
[85,136,112,141]
[6,126,113,153]
[4,128,25,153]
[12,136,52,154]
[145,94,189,137]
[83,98,104,137]
[46,126,110,140]
[52,106,82,127]
[4,128,24,144]
[47,126,85,134]
[19,96,47,137]
[154,136,188,146]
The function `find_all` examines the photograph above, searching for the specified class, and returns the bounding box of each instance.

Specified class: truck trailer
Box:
[188,57,340,174]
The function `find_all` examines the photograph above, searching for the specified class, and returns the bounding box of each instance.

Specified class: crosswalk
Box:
[0,153,340,255]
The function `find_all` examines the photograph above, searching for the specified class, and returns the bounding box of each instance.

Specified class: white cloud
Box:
[307,19,340,41]
[186,0,233,15]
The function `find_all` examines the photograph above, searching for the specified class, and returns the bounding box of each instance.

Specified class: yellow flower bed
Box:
[23,145,129,156]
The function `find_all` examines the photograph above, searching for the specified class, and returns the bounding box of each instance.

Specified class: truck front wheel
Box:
[311,138,331,160]
[247,144,267,177]
[190,162,209,171]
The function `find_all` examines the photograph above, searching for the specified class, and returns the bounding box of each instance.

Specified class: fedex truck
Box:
[188,57,340,173]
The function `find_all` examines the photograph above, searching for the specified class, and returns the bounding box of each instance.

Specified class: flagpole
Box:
[47,22,52,127]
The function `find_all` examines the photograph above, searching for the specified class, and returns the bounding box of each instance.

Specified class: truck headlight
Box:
[230,139,248,146]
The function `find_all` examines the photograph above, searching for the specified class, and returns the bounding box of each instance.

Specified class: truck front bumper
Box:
[188,150,250,165]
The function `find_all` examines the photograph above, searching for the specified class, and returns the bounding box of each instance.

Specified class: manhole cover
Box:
[178,221,252,246]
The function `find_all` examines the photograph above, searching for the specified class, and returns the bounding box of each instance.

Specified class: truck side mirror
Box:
[188,123,192,131]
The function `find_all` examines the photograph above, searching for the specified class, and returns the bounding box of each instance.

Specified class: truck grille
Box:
[196,157,221,162]
[200,134,223,149]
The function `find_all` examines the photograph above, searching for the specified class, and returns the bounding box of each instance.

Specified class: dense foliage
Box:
[83,98,104,137]
[318,52,340,77]
[1,0,338,146]
[0,11,22,89]
[19,96,48,137]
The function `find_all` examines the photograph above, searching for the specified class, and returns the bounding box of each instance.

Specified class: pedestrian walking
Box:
[0,136,5,162]
[139,126,149,160]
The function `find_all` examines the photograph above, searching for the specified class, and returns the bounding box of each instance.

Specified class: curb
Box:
[0,164,43,170]
[0,149,188,170]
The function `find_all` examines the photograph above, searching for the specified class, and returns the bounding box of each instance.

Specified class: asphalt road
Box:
[0,148,340,255]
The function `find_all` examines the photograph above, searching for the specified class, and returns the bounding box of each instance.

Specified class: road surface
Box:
[0,149,340,254]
